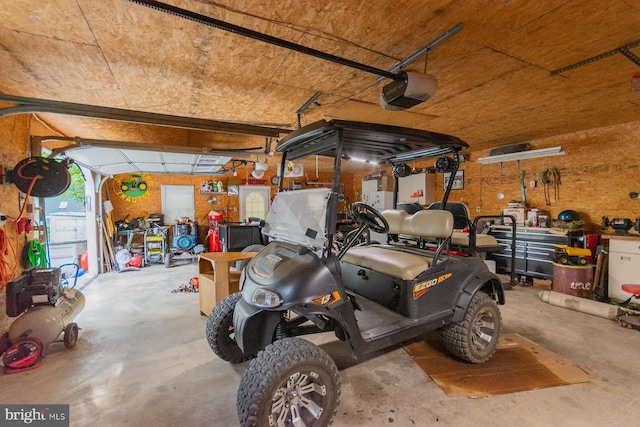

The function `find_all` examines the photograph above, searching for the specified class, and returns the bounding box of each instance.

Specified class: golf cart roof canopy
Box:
[276,120,468,163]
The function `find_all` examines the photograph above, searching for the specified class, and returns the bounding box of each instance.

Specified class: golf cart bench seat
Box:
[342,210,453,280]
[451,231,499,250]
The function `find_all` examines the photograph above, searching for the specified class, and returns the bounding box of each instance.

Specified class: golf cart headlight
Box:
[239,269,246,291]
[252,289,282,308]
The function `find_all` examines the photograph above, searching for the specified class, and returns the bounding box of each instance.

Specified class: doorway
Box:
[161,185,195,223]
[239,186,270,222]
[39,161,88,270]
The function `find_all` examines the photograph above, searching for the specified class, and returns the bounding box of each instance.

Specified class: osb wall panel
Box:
[105,173,231,245]
[0,109,32,331]
[105,120,640,244]
[105,166,336,244]
[450,121,640,227]
[343,121,640,229]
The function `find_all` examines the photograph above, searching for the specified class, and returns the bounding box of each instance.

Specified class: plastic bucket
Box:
[552,263,594,299]
[80,252,89,271]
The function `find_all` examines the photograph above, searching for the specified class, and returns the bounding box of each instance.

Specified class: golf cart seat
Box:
[451,231,499,250]
[342,209,454,280]
[396,203,424,215]
[427,201,471,229]
[427,202,500,253]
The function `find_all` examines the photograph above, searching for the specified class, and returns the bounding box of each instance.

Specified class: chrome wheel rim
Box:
[471,307,496,353]
[270,371,326,427]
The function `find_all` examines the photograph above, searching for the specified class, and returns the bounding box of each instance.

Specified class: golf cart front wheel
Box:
[441,291,501,363]
[237,337,340,427]
[206,293,256,363]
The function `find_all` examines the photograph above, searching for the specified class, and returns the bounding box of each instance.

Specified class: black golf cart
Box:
[206,120,509,427]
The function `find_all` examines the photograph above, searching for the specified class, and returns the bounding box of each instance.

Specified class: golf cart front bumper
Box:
[233,297,281,354]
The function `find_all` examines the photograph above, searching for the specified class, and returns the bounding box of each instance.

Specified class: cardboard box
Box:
[380,175,394,191]
[533,278,552,290]
[527,209,549,227]
[503,208,528,226]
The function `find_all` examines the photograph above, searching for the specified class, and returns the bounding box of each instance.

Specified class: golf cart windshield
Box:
[262,188,332,250]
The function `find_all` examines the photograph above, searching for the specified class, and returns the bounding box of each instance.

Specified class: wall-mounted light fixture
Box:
[476,146,565,164]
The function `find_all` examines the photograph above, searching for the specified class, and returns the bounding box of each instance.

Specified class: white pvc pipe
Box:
[538,290,620,320]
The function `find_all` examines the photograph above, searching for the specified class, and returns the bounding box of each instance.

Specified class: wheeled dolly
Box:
[617,284,640,330]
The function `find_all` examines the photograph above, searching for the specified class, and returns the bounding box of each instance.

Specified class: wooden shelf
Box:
[197,252,258,316]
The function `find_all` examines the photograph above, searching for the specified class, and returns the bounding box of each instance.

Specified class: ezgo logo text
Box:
[1,405,69,426]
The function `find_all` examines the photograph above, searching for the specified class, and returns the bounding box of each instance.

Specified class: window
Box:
[239,186,270,221]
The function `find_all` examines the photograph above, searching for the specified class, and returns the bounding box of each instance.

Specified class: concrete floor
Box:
[2,263,640,426]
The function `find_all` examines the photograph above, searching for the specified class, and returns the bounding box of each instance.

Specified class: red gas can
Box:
[208,211,223,252]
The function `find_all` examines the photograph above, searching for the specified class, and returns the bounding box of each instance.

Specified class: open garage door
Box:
[45,139,245,274]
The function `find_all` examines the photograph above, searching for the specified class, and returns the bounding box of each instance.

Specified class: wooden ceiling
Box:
[1,0,639,172]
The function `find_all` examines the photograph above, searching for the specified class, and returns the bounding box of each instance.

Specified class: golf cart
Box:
[206,120,508,426]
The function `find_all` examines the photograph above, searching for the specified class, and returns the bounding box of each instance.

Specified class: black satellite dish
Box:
[12,157,71,197]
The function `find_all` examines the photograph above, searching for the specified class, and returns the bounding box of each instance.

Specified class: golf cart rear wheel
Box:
[237,337,340,427]
[206,293,256,363]
[441,291,501,363]
[64,323,78,348]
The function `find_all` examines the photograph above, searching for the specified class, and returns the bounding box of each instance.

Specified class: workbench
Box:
[487,226,584,280]
[198,251,258,316]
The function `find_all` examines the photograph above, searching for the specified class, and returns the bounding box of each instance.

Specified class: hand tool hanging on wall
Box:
[540,168,559,206]
[520,170,527,205]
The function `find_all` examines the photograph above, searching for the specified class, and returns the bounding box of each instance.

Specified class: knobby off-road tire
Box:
[237,337,340,427]
[441,291,502,364]
[206,293,256,363]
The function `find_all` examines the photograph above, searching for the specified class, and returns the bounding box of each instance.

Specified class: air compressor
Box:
[3,267,84,373]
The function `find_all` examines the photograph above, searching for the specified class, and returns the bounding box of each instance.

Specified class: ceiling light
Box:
[476,146,565,164]
[350,157,378,165]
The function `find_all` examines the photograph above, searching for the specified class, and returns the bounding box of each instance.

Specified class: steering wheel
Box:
[351,202,389,234]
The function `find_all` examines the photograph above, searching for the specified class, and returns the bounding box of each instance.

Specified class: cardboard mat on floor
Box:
[404,333,594,398]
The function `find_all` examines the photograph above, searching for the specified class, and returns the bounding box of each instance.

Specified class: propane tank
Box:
[8,288,85,346]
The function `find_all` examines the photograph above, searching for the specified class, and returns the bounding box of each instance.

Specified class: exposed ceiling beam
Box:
[0,94,290,137]
[41,136,266,160]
